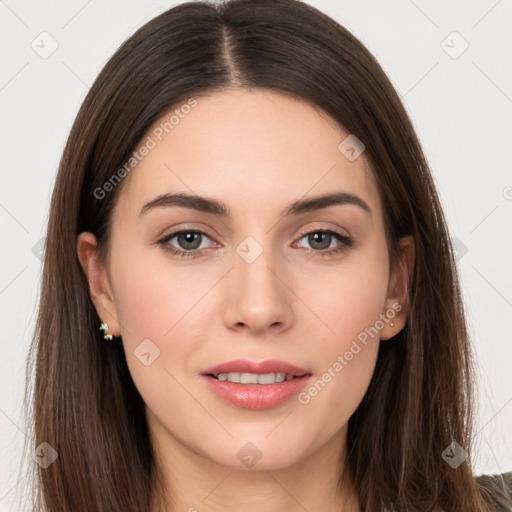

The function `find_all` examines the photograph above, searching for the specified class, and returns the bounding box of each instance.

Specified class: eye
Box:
[157,230,215,258]
[294,229,353,257]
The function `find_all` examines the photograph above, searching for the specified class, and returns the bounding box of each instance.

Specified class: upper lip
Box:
[202,359,311,377]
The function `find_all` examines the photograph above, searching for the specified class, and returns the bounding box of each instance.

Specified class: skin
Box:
[77,88,414,512]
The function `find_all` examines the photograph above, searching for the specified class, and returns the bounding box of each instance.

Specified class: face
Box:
[79,88,409,472]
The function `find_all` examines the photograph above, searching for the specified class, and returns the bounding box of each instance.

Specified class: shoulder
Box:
[476,472,512,511]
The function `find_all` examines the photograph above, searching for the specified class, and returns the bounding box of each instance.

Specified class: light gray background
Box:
[1,0,511,509]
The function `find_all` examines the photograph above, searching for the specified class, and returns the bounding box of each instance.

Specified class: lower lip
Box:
[202,374,312,410]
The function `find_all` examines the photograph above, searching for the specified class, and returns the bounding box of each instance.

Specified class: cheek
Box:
[110,251,196,422]
[108,243,219,403]
[296,250,388,423]
[110,242,203,342]
[306,250,389,352]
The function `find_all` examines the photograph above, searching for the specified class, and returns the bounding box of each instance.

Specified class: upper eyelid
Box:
[295,225,349,238]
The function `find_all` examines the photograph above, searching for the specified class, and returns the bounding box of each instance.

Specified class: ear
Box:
[380,235,415,340]
[76,232,121,337]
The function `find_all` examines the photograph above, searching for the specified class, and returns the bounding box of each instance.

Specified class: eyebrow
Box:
[139,191,372,218]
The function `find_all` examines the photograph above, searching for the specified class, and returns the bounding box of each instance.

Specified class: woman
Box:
[25,0,512,510]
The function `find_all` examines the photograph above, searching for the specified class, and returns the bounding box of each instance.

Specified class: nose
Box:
[222,242,293,336]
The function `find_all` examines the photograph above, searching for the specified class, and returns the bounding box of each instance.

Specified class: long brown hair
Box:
[24,0,511,510]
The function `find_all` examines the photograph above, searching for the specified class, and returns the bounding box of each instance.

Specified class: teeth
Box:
[214,372,295,384]
[240,372,258,384]
[227,372,241,383]
[258,372,286,384]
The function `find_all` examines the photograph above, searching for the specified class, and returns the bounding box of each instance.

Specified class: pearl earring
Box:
[99,321,114,341]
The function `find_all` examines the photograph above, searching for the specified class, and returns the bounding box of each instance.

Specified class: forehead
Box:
[114,88,383,224]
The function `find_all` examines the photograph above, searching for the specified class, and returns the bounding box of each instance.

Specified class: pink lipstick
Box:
[201,359,313,409]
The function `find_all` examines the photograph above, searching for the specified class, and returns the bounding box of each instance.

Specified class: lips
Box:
[201,359,313,410]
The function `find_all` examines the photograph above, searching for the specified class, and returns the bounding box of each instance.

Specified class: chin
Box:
[202,435,313,472]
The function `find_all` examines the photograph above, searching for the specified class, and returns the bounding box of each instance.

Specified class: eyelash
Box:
[156,228,353,259]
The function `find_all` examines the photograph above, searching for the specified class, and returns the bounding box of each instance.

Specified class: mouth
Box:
[201,359,313,409]
[206,371,307,384]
